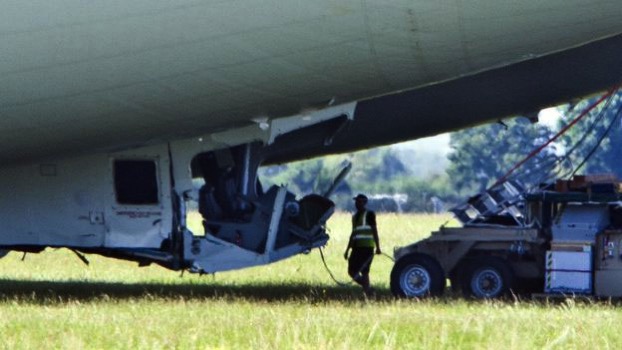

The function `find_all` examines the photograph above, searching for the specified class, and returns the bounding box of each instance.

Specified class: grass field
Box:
[1,213,622,349]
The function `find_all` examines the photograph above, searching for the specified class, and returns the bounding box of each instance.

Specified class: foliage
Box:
[443,91,622,201]
[446,118,557,192]
[260,148,406,195]
[557,92,622,178]
[349,174,457,212]
[260,146,453,212]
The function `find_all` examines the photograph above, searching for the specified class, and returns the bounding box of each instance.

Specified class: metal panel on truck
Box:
[545,250,593,294]
[552,204,609,242]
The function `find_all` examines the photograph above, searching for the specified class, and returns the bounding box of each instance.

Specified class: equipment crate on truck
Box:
[390,176,622,299]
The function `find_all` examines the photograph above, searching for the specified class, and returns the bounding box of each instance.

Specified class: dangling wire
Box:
[571,101,622,176]
[381,252,395,262]
[513,92,619,186]
[318,247,351,286]
[553,93,618,179]
[318,247,394,286]
[492,86,619,188]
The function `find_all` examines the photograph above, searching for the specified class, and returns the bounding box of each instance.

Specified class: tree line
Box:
[260,92,622,212]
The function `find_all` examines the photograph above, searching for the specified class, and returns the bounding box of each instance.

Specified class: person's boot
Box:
[352,274,364,286]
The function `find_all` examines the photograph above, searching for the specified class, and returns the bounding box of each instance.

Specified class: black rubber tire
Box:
[390,253,445,298]
[460,256,514,299]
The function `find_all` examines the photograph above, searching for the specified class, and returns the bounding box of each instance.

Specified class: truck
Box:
[390,175,622,299]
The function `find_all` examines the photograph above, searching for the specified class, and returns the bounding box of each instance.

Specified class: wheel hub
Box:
[472,268,503,297]
[401,265,431,297]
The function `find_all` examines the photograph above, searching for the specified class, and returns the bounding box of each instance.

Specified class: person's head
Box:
[353,194,368,211]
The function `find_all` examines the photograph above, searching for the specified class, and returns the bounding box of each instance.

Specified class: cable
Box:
[318,248,394,286]
[564,97,614,156]
[549,93,618,179]
[381,252,395,262]
[571,101,622,176]
[500,89,618,188]
[492,86,619,187]
[318,247,351,286]
[510,93,616,187]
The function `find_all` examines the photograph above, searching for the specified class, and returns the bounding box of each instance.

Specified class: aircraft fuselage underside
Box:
[0,109,350,273]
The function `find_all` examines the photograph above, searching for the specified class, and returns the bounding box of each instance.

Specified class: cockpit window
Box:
[114,160,159,205]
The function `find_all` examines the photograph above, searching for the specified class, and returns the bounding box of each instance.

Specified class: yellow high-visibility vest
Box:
[352,211,375,248]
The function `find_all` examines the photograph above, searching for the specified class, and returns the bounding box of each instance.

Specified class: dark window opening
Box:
[114,160,159,205]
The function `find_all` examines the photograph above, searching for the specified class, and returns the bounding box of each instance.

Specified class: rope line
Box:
[493,86,619,187]
[571,101,622,176]
[318,247,351,287]
[318,247,395,287]
[514,91,618,187]
[381,252,395,262]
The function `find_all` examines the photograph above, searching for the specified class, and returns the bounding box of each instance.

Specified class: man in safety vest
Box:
[344,194,381,294]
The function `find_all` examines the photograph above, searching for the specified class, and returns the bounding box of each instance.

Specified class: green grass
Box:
[1,213,622,349]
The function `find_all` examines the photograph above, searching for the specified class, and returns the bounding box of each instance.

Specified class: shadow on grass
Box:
[2,279,614,306]
[0,279,396,304]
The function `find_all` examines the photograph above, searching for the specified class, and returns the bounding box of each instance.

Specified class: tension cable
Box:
[318,247,395,287]
[71,249,90,266]
[520,89,618,186]
[318,247,351,286]
[493,85,620,187]
[571,101,622,176]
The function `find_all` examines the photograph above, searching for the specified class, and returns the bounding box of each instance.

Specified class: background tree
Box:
[259,91,622,213]
[259,146,452,212]
[446,118,556,193]
[557,92,622,178]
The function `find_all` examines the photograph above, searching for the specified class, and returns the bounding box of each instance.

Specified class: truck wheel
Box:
[390,254,445,298]
[461,257,514,299]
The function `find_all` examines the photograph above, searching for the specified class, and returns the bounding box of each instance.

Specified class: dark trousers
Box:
[348,247,374,280]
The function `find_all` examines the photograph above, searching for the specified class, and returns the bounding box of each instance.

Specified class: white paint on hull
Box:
[0,1,620,161]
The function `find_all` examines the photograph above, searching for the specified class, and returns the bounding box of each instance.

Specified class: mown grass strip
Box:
[0,213,621,349]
